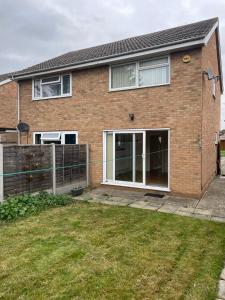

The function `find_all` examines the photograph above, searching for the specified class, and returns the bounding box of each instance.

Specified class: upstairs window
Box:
[111,64,136,89]
[33,74,72,100]
[110,56,170,90]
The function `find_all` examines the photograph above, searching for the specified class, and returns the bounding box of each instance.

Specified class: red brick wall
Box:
[201,32,221,191]
[19,49,204,197]
[0,81,17,128]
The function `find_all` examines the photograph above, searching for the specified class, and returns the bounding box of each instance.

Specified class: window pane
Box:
[41,132,61,140]
[35,134,41,144]
[62,75,71,94]
[65,134,76,144]
[106,133,113,180]
[139,65,169,86]
[115,133,133,182]
[111,64,136,89]
[139,57,168,68]
[42,83,61,97]
[42,76,60,83]
[34,79,41,98]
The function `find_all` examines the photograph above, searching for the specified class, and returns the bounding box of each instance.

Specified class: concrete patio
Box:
[75,176,225,223]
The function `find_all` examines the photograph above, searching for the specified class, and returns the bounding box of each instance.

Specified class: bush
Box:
[0,192,74,221]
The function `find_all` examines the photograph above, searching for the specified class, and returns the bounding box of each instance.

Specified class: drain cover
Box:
[144,193,165,198]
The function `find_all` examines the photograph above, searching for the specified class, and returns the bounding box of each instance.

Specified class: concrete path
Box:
[76,176,225,223]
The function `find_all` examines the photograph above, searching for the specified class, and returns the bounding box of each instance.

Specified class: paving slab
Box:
[129,201,148,209]
[197,177,225,212]
[158,204,179,213]
[191,213,211,220]
[100,200,128,206]
[174,210,193,217]
[143,205,160,211]
[165,196,198,208]
[194,208,212,216]
[177,207,195,214]
[211,216,225,223]
[110,197,134,204]
[218,280,225,299]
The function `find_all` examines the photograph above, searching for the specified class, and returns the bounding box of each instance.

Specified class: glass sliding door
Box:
[146,130,168,188]
[104,130,169,189]
[135,133,143,183]
[115,133,133,182]
[106,133,113,181]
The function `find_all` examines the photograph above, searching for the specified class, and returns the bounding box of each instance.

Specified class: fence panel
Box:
[55,144,87,190]
[1,144,88,199]
[3,145,52,197]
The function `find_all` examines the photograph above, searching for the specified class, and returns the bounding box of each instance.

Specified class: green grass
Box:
[221,150,225,157]
[0,202,225,300]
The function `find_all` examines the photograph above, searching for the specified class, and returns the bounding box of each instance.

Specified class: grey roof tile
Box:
[15,18,218,77]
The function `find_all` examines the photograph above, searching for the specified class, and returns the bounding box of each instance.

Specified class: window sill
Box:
[109,82,170,92]
[32,94,72,101]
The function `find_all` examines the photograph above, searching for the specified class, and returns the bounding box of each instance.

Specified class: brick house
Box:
[0,73,17,143]
[14,18,223,198]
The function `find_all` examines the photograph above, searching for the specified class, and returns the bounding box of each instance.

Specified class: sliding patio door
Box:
[146,130,168,188]
[115,133,143,183]
[104,130,169,190]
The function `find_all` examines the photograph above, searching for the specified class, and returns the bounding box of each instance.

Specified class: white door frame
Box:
[102,128,171,192]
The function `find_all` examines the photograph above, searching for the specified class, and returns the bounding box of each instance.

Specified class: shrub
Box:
[0,192,74,221]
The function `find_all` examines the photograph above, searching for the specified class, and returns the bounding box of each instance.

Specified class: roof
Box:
[14,18,219,78]
[0,72,13,83]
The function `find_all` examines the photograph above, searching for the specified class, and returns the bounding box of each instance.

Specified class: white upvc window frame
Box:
[33,131,78,144]
[109,55,170,91]
[102,128,171,192]
[32,73,72,100]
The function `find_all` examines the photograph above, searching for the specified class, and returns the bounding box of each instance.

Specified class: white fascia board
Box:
[0,78,12,86]
[14,39,206,80]
[204,22,218,45]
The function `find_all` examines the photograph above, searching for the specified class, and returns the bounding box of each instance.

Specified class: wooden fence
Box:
[0,144,89,201]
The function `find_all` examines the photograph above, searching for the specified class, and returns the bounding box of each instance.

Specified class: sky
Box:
[0,0,225,128]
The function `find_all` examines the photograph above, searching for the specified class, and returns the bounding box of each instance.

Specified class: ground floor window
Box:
[103,129,170,191]
[33,131,78,145]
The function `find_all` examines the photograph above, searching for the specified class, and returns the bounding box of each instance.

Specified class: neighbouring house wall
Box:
[201,31,221,191]
[0,132,17,144]
[0,80,17,128]
[19,48,203,197]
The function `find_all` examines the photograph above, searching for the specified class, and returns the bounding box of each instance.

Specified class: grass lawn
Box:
[0,202,225,300]
[221,150,225,157]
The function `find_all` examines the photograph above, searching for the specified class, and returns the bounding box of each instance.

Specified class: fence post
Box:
[52,143,56,195]
[0,144,4,202]
[86,144,89,187]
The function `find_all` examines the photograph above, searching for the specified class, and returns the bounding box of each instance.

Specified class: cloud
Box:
[0,0,224,127]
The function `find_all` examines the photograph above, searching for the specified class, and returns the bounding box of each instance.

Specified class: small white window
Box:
[33,131,78,145]
[110,56,170,91]
[33,74,72,100]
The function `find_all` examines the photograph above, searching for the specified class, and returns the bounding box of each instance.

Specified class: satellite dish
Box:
[17,122,30,132]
